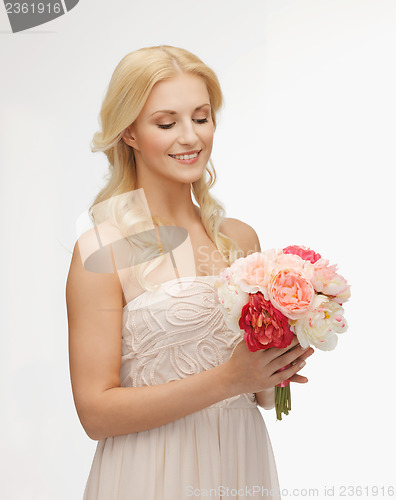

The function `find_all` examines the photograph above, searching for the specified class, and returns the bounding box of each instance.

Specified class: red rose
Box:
[238,292,294,352]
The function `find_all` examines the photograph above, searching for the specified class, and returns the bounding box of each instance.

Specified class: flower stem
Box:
[275,385,292,421]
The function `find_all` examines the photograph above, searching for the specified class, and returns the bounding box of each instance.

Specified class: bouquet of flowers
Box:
[214,245,351,420]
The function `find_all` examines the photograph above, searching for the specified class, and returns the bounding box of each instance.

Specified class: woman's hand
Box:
[221,335,315,397]
[254,342,314,409]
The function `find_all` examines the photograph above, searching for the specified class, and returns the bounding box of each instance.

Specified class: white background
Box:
[1,0,395,498]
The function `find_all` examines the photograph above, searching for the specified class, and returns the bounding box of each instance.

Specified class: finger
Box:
[290,347,314,366]
[265,337,300,361]
[270,344,311,372]
[270,357,307,386]
[300,346,314,359]
[289,373,308,383]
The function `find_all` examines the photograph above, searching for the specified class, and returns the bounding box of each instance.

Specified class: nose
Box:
[178,120,199,146]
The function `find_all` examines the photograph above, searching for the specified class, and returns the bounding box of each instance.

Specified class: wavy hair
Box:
[88,45,242,292]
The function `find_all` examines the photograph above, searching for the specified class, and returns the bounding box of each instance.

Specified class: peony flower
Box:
[292,294,348,351]
[312,258,351,303]
[218,256,245,285]
[215,280,249,320]
[335,284,351,303]
[270,251,315,282]
[283,245,322,264]
[238,292,294,352]
[269,269,315,320]
[237,249,278,299]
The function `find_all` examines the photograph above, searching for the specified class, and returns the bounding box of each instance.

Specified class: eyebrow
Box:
[150,103,211,117]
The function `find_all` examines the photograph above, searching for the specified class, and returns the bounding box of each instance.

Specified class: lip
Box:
[169,149,201,156]
[168,149,202,165]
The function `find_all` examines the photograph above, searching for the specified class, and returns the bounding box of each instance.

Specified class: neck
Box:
[135,178,201,228]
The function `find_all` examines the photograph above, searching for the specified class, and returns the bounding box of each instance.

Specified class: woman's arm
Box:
[67,237,238,441]
[255,388,276,410]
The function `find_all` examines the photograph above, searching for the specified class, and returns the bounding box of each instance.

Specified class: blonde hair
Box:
[88,45,242,291]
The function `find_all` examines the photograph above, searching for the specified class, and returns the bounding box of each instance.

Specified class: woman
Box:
[66,45,314,500]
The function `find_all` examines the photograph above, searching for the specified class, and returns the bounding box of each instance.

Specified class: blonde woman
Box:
[66,45,314,500]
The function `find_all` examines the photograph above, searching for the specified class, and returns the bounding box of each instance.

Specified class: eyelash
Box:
[157,118,208,130]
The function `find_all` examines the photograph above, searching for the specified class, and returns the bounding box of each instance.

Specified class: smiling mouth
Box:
[168,150,201,160]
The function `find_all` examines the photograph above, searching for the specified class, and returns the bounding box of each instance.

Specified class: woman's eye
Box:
[157,118,208,129]
[157,123,175,129]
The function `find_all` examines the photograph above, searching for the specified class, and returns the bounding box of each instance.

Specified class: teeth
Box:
[170,152,199,160]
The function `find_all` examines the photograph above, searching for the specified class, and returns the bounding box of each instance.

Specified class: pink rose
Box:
[269,269,315,320]
[283,245,322,264]
[239,292,293,352]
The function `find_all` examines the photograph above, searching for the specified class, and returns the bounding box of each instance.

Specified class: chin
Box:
[185,167,207,184]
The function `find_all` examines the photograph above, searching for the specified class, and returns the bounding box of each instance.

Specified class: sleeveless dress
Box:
[83,275,281,500]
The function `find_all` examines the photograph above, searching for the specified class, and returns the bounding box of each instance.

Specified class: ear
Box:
[121,125,139,150]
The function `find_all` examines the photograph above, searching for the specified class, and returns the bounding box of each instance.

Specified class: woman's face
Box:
[123,72,215,185]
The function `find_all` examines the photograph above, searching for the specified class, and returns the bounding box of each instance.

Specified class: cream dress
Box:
[83,275,281,500]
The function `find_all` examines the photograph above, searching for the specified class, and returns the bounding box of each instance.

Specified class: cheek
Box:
[139,130,172,159]
[202,125,214,150]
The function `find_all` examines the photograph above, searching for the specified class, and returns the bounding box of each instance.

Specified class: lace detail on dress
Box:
[120,275,257,408]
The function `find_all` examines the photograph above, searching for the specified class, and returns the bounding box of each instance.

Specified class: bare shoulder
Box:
[66,223,124,307]
[219,217,261,257]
